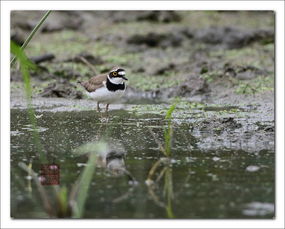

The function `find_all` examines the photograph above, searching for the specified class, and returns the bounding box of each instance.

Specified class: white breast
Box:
[86,86,125,103]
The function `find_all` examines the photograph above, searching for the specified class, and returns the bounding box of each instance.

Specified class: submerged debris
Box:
[63,52,104,65]
[30,53,55,64]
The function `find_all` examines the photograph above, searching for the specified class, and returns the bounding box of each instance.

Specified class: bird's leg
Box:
[97,102,101,112]
[105,104,110,113]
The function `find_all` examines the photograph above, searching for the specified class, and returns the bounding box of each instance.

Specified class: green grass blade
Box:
[11,42,46,162]
[18,162,53,216]
[72,142,107,218]
[164,168,174,218]
[10,10,51,66]
[164,99,179,157]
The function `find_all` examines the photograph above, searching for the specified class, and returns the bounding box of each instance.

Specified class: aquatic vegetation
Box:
[72,142,107,218]
[145,100,178,218]
[131,99,205,117]
[11,42,46,162]
[18,142,107,218]
[10,11,52,161]
[11,11,100,218]
[164,167,174,218]
[164,101,177,157]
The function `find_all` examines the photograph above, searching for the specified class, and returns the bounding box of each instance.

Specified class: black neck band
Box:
[106,78,125,92]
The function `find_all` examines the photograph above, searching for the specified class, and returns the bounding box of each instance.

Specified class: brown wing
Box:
[80,74,107,92]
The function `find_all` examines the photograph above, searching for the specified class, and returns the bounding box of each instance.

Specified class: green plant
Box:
[12,10,103,219]
[11,42,47,162]
[145,100,178,218]
[71,142,107,218]
[164,102,176,157]
[235,76,273,95]
[19,142,107,218]
[11,11,51,162]
[11,10,51,66]
[164,167,174,218]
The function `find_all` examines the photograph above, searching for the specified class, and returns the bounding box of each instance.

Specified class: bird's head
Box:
[108,67,127,84]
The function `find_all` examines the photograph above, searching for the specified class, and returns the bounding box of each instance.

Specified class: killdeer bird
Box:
[79,67,127,112]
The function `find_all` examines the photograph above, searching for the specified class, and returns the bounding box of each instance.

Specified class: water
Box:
[10,108,275,219]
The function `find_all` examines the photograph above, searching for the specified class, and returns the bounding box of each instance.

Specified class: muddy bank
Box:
[11,11,274,105]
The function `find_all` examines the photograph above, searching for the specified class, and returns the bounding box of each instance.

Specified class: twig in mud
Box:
[30,53,55,64]
[79,56,97,75]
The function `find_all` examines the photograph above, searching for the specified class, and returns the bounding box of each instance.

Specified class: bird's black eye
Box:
[112,72,117,76]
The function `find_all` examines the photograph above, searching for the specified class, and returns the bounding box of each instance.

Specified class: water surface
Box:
[10,107,275,219]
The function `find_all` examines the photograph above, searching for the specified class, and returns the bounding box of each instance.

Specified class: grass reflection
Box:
[146,101,178,218]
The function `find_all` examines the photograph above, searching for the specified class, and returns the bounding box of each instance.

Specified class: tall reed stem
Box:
[10,10,52,66]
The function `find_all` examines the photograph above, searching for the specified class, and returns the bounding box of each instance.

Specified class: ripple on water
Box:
[246,165,260,172]
[242,202,274,216]
[11,130,24,136]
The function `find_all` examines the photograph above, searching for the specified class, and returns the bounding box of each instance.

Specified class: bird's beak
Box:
[118,71,128,80]
[122,75,128,80]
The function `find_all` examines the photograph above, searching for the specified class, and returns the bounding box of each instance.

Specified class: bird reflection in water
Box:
[92,142,138,203]
[93,142,137,184]
[97,149,126,176]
